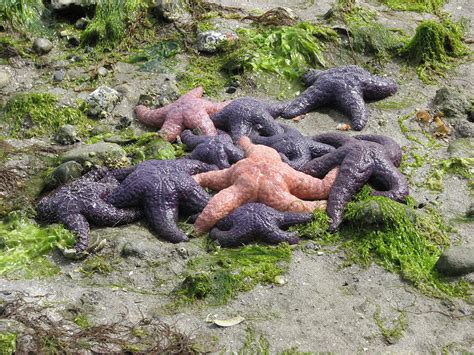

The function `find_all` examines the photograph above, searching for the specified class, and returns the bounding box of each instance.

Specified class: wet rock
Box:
[226,86,237,94]
[46,161,84,189]
[32,38,53,55]
[50,0,97,10]
[432,87,470,118]
[54,124,79,145]
[453,119,474,138]
[75,17,88,30]
[0,70,11,88]
[53,70,66,82]
[155,0,191,23]
[61,142,128,168]
[436,245,474,276]
[116,116,132,129]
[138,79,179,108]
[85,86,121,118]
[121,240,159,259]
[97,66,108,77]
[196,30,238,53]
[447,138,474,158]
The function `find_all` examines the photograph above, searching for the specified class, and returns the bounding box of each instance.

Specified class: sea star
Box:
[36,168,143,254]
[301,133,408,231]
[106,159,216,243]
[251,124,335,169]
[281,66,398,131]
[134,87,229,142]
[181,129,244,169]
[210,203,313,247]
[193,136,338,233]
[211,97,287,142]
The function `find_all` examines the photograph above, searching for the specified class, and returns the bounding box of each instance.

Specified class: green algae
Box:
[175,244,292,306]
[0,332,16,355]
[74,313,92,330]
[373,305,407,344]
[80,255,113,277]
[81,0,149,46]
[401,19,469,82]
[0,0,47,34]
[380,0,445,13]
[426,157,474,192]
[0,212,75,279]
[1,93,93,139]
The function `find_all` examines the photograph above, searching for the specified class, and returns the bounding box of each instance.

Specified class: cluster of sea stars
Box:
[37,65,408,252]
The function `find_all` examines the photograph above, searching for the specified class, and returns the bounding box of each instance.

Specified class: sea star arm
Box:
[301,146,350,178]
[224,144,245,163]
[59,213,90,252]
[279,211,314,228]
[193,168,233,190]
[355,135,403,167]
[177,178,211,214]
[326,151,373,231]
[106,175,145,207]
[83,200,142,227]
[135,105,169,127]
[280,86,330,118]
[184,108,218,136]
[181,130,207,149]
[312,133,354,148]
[362,76,397,100]
[109,166,137,182]
[160,111,184,142]
[80,167,109,182]
[263,187,326,213]
[287,168,338,200]
[334,90,368,131]
[181,86,204,100]
[308,140,336,158]
[369,162,409,201]
[194,185,250,234]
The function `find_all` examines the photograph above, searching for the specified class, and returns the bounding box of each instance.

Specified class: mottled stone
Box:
[46,161,84,188]
[85,86,121,118]
[432,87,470,118]
[196,30,238,53]
[61,142,127,168]
[155,0,191,23]
[53,70,66,82]
[50,0,96,10]
[54,124,79,145]
[0,70,11,88]
[32,38,53,55]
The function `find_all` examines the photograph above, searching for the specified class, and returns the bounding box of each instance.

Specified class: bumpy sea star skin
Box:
[211,97,287,142]
[106,159,216,243]
[36,168,143,253]
[301,133,408,231]
[251,124,335,169]
[134,87,229,142]
[281,66,398,131]
[181,129,244,169]
[193,136,338,234]
[210,203,312,247]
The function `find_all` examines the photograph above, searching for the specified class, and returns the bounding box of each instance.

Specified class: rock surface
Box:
[50,0,96,10]
[436,245,474,276]
[85,86,121,118]
[196,30,238,53]
[32,38,53,55]
[60,142,127,168]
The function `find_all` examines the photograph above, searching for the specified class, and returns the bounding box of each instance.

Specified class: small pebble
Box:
[226,86,237,94]
[53,70,65,82]
[32,38,53,55]
[97,66,109,77]
[75,18,88,30]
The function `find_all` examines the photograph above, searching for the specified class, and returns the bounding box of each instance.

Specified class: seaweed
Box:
[0,0,47,34]
[379,0,445,13]
[401,19,469,82]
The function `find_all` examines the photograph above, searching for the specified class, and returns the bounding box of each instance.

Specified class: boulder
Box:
[85,86,121,118]
[196,30,238,53]
[46,161,84,189]
[432,87,470,118]
[61,142,128,168]
[32,38,53,55]
[54,124,79,145]
[155,0,191,23]
[436,245,474,276]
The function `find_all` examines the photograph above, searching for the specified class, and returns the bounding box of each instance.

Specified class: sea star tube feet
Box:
[134,87,229,142]
[281,66,397,131]
[301,132,408,231]
[193,136,338,234]
[210,202,312,247]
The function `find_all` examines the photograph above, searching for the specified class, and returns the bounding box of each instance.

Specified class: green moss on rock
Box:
[0,0,47,34]
[401,19,469,82]
[379,0,445,13]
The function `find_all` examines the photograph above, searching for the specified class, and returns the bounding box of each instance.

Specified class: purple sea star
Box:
[251,124,335,169]
[301,133,408,231]
[36,168,143,254]
[211,97,287,142]
[106,159,216,243]
[281,66,398,131]
[181,129,244,169]
[210,203,312,247]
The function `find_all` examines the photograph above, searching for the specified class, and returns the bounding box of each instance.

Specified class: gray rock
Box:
[75,17,88,30]
[447,138,474,158]
[97,66,109,77]
[85,86,121,118]
[50,0,96,10]
[53,70,66,82]
[436,245,474,276]
[54,124,79,145]
[155,0,191,23]
[138,79,180,108]
[47,161,84,188]
[0,70,11,88]
[116,116,133,129]
[432,87,470,118]
[453,119,474,138]
[121,240,161,259]
[196,30,238,53]
[32,38,53,55]
[61,142,128,168]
